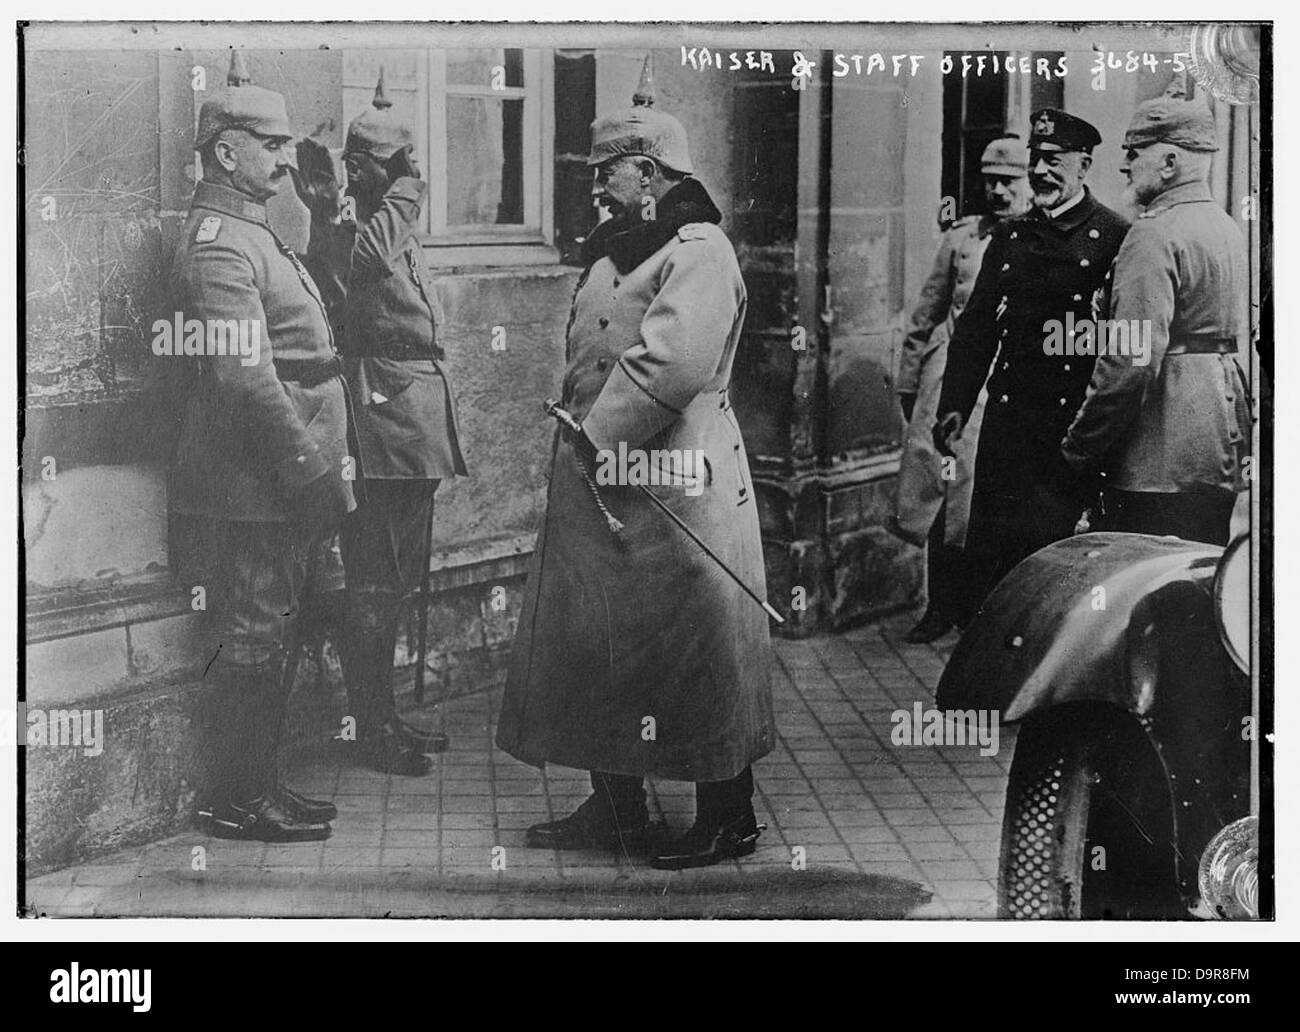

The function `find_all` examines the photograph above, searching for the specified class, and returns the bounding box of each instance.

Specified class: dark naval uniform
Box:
[172,64,353,841]
[939,184,1129,607]
[334,79,468,775]
[1062,99,1252,546]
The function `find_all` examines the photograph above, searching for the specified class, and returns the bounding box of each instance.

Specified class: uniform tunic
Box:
[168,179,356,671]
[170,180,354,523]
[1061,180,1251,495]
[497,190,775,782]
[938,187,1130,597]
[894,214,994,548]
[344,177,467,483]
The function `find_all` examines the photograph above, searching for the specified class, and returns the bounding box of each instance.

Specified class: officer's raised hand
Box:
[384,144,420,183]
[933,411,964,457]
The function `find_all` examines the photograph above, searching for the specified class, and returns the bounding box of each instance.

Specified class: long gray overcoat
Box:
[496,215,776,783]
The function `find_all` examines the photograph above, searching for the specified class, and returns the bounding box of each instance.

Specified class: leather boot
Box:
[265,663,338,823]
[340,593,436,776]
[652,767,764,870]
[904,606,953,644]
[205,660,331,842]
[526,771,651,851]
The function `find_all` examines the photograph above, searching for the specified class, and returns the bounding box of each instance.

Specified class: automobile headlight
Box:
[1213,533,1250,675]
[1197,816,1258,919]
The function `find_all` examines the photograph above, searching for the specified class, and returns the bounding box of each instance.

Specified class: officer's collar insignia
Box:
[195,216,222,243]
[1034,113,1055,136]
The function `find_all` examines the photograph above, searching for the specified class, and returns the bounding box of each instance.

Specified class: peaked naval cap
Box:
[1028,108,1103,154]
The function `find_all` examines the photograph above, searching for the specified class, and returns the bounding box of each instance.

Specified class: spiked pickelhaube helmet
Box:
[345,69,414,160]
[587,54,694,175]
[194,50,294,148]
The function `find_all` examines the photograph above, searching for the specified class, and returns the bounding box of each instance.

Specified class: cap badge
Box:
[1034,113,1055,136]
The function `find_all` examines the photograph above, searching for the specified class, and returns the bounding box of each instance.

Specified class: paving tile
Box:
[917,859,985,881]
[29,629,1012,920]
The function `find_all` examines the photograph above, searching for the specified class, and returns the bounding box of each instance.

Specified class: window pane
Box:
[446,47,523,88]
[446,96,524,226]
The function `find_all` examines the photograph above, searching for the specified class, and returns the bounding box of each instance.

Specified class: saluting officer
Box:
[496,58,776,870]
[1061,96,1252,545]
[174,55,353,842]
[936,109,1130,612]
[893,136,1029,643]
[336,73,469,776]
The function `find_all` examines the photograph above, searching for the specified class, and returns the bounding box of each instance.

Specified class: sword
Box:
[543,399,784,624]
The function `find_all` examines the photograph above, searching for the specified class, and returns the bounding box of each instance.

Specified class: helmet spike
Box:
[632,52,655,108]
[373,67,393,110]
[227,49,252,87]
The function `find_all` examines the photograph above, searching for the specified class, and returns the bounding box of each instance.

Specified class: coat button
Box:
[613,277,621,287]
[1073,294,1082,301]
[1089,229,1100,239]
[1002,263,1010,271]
[596,357,609,371]
[1010,231,1018,239]
[1000,394,1009,404]
[1059,397,1067,405]
[598,316,609,328]
[1064,363,1071,371]
[296,455,306,464]
[1080,258,1090,267]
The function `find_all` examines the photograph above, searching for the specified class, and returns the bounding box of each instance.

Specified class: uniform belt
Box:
[274,355,344,386]
[1166,337,1237,355]
[343,344,445,362]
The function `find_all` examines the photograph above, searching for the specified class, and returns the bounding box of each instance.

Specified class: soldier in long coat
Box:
[496,64,776,870]
[936,110,1130,615]
[335,75,469,775]
[892,137,1029,643]
[172,60,353,842]
[1061,96,1251,545]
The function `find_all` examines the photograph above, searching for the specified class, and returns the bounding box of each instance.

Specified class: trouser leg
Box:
[695,766,755,826]
[590,770,647,823]
[181,515,332,836]
[339,480,439,729]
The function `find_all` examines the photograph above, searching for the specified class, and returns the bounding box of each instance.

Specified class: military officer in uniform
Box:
[173,58,354,841]
[496,60,776,870]
[1061,96,1251,546]
[893,136,1029,643]
[936,110,1130,612]
[334,75,468,775]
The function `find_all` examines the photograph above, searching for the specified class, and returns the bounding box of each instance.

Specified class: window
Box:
[940,51,1063,223]
[343,48,555,265]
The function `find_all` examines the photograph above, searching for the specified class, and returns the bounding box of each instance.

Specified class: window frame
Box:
[342,47,557,268]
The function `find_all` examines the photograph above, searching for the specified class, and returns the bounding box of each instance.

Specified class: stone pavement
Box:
[25,615,1015,920]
